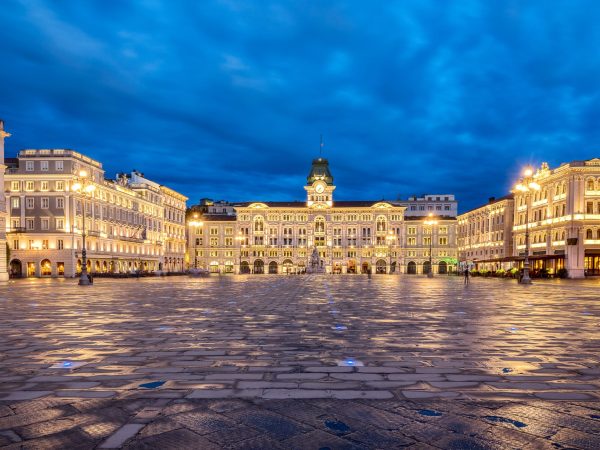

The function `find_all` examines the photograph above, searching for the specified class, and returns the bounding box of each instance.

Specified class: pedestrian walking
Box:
[464,267,470,285]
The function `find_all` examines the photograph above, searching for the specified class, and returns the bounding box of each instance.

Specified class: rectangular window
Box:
[210,237,218,247]
[42,239,49,249]
[41,197,49,209]
[587,202,594,214]
[56,218,64,230]
[28,239,34,249]
[13,240,19,250]
[41,218,49,230]
[25,160,34,171]
[41,181,49,191]
[210,227,218,235]
[26,181,34,191]
[55,160,64,171]
[26,198,34,209]
[56,197,64,209]
[11,181,19,191]
[56,180,65,191]
[40,161,49,171]
[57,240,64,250]
[26,219,34,230]
[11,197,20,209]
[439,237,448,245]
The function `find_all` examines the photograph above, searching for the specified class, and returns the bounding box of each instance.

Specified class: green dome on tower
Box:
[307,157,333,185]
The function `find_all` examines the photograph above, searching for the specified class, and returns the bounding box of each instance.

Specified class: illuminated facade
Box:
[188,158,458,274]
[4,149,187,278]
[457,195,514,271]
[511,160,600,278]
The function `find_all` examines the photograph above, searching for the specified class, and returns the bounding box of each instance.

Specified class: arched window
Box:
[561,231,565,240]
[376,217,387,232]
[314,217,325,233]
[555,184,560,196]
[254,217,264,232]
[587,229,593,239]
[587,179,595,191]
[562,182,567,194]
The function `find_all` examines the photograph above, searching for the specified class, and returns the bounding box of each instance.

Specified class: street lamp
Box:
[514,167,541,284]
[385,231,396,274]
[188,218,204,268]
[424,213,438,278]
[235,231,244,274]
[71,170,96,286]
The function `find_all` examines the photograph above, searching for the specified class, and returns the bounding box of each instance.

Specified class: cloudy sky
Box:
[1,1,599,211]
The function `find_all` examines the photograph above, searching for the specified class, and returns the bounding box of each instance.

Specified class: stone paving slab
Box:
[1,275,600,447]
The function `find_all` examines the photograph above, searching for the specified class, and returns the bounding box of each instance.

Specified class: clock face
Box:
[315,183,325,193]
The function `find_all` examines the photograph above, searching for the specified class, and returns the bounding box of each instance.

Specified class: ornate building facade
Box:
[188,158,458,275]
[457,159,600,278]
[457,195,514,271]
[4,149,187,278]
[511,160,600,278]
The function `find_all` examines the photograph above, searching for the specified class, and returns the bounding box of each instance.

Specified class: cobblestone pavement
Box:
[0,275,599,448]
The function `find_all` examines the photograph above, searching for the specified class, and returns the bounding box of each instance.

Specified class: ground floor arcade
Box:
[8,250,170,278]
[195,258,456,275]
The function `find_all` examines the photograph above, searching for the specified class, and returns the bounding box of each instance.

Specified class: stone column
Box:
[0,120,10,281]
[566,174,585,278]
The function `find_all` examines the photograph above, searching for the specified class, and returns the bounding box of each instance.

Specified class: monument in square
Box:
[307,247,325,273]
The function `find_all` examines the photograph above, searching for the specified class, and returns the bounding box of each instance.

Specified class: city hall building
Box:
[188,158,458,275]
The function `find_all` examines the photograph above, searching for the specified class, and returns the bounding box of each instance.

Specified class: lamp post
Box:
[424,213,438,278]
[514,167,541,284]
[71,170,96,286]
[235,231,244,274]
[188,217,203,269]
[386,231,396,274]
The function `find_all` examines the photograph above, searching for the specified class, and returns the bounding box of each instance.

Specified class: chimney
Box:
[488,197,495,203]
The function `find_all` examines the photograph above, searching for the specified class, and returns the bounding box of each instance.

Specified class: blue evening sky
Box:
[1,1,599,211]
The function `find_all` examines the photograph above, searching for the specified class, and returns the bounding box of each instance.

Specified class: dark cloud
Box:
[1,0,599,210]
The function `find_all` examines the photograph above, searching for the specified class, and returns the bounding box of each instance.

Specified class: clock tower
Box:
[305,157,335,208]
